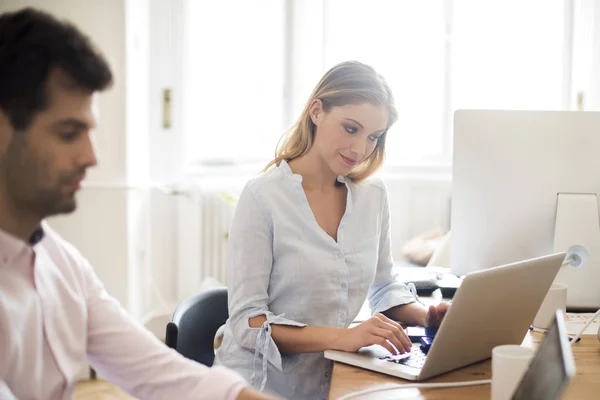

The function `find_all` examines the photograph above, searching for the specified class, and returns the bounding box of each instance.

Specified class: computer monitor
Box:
[451,110,600,309]
[512,308,575,400]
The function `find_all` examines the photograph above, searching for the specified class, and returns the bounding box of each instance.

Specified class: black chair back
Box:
[165,287,228,366]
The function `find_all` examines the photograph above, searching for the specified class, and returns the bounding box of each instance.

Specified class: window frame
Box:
[154,0,580,179]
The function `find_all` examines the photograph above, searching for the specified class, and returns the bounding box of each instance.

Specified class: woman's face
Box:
[309,101,388,177]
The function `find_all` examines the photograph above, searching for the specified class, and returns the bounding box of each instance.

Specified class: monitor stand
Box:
[553,193,600,310]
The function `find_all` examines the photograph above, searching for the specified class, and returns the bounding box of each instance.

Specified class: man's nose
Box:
[77,133,98,168]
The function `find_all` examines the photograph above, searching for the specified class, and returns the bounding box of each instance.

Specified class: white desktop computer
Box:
[451,110,600,310]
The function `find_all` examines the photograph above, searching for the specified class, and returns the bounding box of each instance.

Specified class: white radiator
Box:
[176,186,239,299]
[198,191,236,283]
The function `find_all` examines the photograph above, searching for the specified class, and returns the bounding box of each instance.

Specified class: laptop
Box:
[324,253,566,381]
[512,308,576,400]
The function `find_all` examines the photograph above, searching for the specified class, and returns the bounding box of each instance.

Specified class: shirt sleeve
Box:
[226,184,306,388]
[368,185,417,316]
[0,381,17,400]
[0,305,7,381]
[81,259,247,400]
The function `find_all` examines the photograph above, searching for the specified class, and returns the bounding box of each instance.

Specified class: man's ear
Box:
[0,109,15,156]
[308,99,324,126]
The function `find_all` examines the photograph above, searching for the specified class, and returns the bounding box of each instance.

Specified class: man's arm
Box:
[0,381,17,400]
[80,258,274,400]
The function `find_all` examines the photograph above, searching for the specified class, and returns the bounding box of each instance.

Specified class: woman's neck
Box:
[288,152,338,192]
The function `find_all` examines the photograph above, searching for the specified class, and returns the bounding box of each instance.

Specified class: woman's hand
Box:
[332,314,412,355]
[424,302,451,328]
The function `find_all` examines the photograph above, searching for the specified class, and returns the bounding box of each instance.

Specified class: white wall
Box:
[385,174,452,254]
[4,0,599,340]
[0,1,453,331]
[143,0,186,320]
[0,0,153,318]
[0,0,128,183]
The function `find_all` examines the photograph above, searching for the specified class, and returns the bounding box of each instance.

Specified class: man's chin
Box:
[47,199,77,217]
[60,202,77,214]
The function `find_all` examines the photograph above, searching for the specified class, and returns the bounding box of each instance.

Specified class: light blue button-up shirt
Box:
[213,160,416,399]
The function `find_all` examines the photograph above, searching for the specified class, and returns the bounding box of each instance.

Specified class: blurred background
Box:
[2,0,598,340]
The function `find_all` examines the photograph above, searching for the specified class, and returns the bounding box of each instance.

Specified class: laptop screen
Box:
[511,309,576,400]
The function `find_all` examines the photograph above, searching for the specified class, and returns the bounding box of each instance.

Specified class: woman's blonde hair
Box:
[264,61,398,182]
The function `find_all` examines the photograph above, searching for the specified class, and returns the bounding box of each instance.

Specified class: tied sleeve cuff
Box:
[249,313,306,391]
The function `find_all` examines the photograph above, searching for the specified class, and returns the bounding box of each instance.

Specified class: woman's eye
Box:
[344,125,358,134]
[369,135,381,142]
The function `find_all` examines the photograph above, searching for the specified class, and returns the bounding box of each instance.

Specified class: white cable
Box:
[336,379,492,400]
[570,308,600,346]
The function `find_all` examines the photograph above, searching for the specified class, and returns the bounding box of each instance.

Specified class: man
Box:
[0,8,272,400]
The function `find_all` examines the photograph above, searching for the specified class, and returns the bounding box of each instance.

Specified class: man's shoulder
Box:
[39,220,88,267]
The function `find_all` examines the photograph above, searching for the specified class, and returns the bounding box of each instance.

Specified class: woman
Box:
[214,61,450,399]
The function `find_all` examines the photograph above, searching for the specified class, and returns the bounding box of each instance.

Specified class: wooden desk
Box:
[329,332,600,399]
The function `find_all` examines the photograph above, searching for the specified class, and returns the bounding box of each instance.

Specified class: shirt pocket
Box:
[346,235,380,290]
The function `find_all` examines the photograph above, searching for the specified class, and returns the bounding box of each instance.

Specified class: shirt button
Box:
[339,312,345,320]
[341,282,347,289]
[337,253,344,259]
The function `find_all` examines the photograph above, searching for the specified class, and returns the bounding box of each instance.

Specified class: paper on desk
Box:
[565,313,600,335]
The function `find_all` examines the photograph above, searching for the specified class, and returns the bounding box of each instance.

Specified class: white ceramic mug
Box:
[533,283,567,329]
[491,345,534,400]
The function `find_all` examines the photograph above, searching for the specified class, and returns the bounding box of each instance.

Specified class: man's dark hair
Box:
[0,8,113,130]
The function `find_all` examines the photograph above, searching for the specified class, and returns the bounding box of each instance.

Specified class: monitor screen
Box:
[450,109,600,309]
[512,309,575,400]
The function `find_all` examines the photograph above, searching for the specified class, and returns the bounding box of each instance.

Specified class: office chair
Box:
[165,287,228,366]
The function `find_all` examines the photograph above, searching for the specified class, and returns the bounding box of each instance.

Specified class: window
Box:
[179,0,581,169]
[183,0,285,165]
[451,0,567,110]
[322,0,448,165]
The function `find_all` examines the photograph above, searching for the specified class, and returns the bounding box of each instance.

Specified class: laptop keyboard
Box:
[378,347,427,369]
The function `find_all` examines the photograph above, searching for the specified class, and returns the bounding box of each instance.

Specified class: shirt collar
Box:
[29,226,45,245]
[278,159,348,185]
[0,225,45,267]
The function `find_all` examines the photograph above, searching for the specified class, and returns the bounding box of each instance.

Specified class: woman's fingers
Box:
[382,322,412,352]
[371,327,407,354]
[374,315,412,352]
[368,333,399,355]
[426,303,451,327]
[425,305,439,327]
[437,303,450,317]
